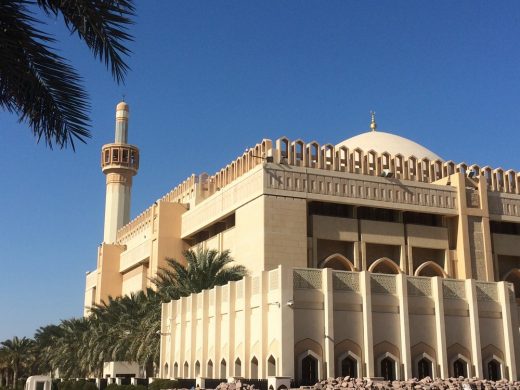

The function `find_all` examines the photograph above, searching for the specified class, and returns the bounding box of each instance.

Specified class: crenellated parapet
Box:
[272,136,520,194]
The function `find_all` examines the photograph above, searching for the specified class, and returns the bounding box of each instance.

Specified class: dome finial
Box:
[370,111,377,132]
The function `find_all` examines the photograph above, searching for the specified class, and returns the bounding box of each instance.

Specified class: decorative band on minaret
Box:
[101,102,140,243]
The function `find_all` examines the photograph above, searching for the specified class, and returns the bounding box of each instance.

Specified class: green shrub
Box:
[149,379,178,390]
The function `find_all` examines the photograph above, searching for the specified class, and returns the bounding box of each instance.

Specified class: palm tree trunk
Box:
[13,369,17,390]
[5,368,9,388]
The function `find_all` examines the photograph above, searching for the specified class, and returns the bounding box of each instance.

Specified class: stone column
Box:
[397,274,412,379]
[322,268,335,378]
[432,277,448,379]
[497,282,517,380]
[279,265,295,378]
[465,279,483,378]
[360,271,374,377]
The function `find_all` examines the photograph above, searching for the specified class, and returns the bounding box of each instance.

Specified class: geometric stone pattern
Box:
[332,271,360,292]
[293,269,322,289]
[475,281,498,302]
[370,274,396,295]
[443,279,466,300]
[468,216,486,280]
[407,277,432,297]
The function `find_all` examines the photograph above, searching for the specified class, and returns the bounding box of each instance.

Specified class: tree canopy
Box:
[0,0,135,149]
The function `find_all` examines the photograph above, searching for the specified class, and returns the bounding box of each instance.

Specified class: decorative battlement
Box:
[272,137,520,194]
[101,143,139,174]
[116,205,153,244]
[114,134,520,243]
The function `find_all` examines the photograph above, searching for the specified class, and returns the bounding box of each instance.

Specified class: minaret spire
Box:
[101,101,140,243]
[370,111,377,132]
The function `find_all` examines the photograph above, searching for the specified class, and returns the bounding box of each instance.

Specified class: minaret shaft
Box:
[101,102,139,243]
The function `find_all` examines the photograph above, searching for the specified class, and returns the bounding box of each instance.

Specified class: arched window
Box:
[184,361,189,378]
[340,355,357,378]
[301,355,319,386]
[267,355,276,376]
[414,261,447,278]
[380,357,396,381]
[369,258,401,274]
[417,358,432,379]
[195,361,201,377]
[207,360,213,379]
[503,268,520,298]
[235,358,242,377]
[250,357,259,379]
[220,359,227,379]
[319,254,355,271]
[164,363,169,377]
[173,362,179,378]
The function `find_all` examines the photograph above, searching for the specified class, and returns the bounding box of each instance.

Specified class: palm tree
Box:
[90,289,162,378]
[0,336,34,388]
[153,248,248,301]
[0,347,10,388]
[0,0,134,149]
[33,324,64,376]
[46,318,91,379]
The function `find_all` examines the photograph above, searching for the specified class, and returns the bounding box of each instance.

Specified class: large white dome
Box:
[336,130,443,161]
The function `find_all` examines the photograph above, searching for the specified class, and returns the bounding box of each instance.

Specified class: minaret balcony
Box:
[101,143,139,174]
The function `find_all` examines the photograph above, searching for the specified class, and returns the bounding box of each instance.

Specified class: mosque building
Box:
[85,103,520,383]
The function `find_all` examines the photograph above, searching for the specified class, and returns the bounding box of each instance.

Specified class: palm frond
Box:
[0,1,90,149]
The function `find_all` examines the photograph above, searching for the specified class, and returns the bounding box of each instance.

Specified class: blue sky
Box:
[1,0,520,340]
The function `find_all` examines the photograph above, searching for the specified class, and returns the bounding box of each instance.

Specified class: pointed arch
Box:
[319,253,355,271]
[250,356,259,379]
[369,257,401,274]
[503,268,520,298]
[414,261,447,278]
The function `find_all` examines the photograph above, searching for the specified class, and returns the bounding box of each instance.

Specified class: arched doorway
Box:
[301,355,318,386]
[369,258,401,274]
[173,362,179,378]
[380,357,396,381]
[235,358,242,377]
[319,254,355,271]
[220,359,227,379]
[195,361,201,377]
[340,355,357,378]
[267,355,276,376]
[251,357,259,379]
[207,360,213,379]
[183,361,189,378]
[164,363,169,377]
[486,359,501,380]
[417,357,432,379]
[453,358,467,378]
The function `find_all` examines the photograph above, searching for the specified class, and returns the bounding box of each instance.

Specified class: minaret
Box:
[101,101,139,243]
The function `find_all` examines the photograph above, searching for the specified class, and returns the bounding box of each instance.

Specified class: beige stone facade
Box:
[159,267,519,383]
[85,103,520,381]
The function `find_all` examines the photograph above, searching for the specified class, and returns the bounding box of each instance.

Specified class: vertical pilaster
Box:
[361,242,367,271]
[214,286,222,379]
[279,265,295,378]
[322,268,335,378]
[201,290,209,377]
[360,271,374,377]
[432,277,448,379]
[260,271,268,377]
[228,283,236,376]
[465,279,483,377]
[353,242,361,270]
[397,274,412,379]
[498,282,517,380]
